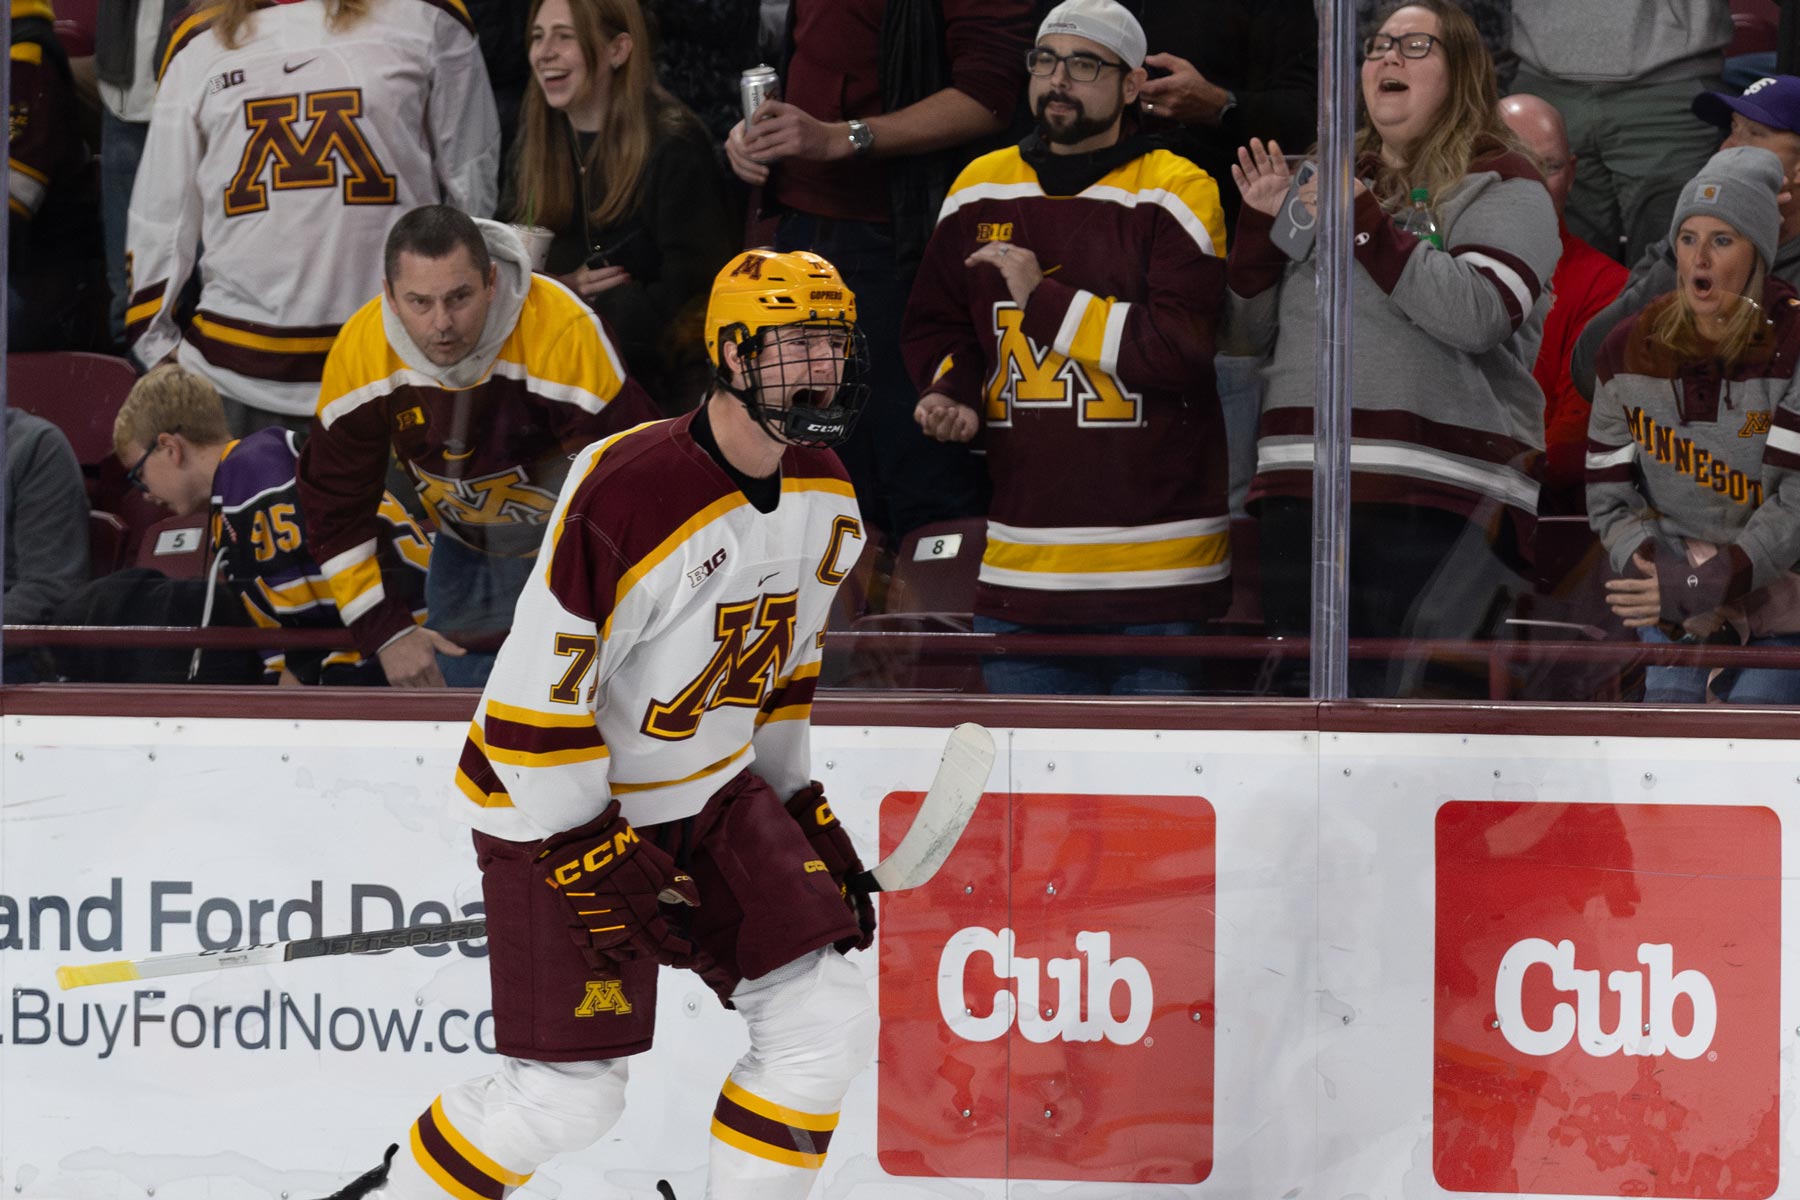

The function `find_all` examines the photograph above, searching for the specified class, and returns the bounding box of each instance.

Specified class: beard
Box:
[1034,90,1117,146]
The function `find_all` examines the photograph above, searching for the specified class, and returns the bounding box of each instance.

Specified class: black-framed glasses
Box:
[1025,47,1128,83]
[1362,32,1439,60]
[126,427,179,493]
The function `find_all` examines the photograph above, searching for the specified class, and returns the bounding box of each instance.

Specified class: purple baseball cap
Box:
[1693,75,1800,134]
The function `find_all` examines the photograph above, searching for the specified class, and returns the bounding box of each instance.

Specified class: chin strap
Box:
[714,365,855,450]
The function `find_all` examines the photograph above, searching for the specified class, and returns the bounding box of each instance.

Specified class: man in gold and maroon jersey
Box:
[317,250,879,1200]
[9,0,108,352]
[904,0,1231,696]
[298,205,659,688]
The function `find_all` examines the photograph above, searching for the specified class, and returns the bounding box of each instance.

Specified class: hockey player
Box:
[298,205,659,688]
[319,249,879,1200]
[125,0,500,431]
[112,363,430,684]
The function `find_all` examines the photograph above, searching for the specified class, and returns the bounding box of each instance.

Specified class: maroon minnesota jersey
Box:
[902,141,1232,626]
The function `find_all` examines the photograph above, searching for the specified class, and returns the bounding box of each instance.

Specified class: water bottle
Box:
[1397,187,1442,248]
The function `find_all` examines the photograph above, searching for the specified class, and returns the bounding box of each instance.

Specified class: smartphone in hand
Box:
[1271,160,1317,262]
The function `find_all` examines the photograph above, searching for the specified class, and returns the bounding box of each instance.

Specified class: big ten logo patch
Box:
[1434,801,1779,1198]
[975,222,1014,244]
[877,792,1215,1185]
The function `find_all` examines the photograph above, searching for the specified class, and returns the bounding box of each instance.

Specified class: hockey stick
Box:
[850,720,994,893]
[56,918,488,991]
[56,723,996,991]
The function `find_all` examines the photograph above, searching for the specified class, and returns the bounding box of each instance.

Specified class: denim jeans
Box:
[1637,625,1800,705]
[974,614,1203,696]
[426,535,538,688]
[101,110,149,346]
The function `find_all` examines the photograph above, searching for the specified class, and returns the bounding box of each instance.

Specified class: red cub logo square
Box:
[877,792,1215,1185]
[1435,801,1779,1197]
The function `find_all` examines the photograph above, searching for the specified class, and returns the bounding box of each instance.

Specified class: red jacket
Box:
[1536,225,1627,510]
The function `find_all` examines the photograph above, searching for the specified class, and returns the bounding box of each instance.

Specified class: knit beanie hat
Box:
[1668,146,1785,269]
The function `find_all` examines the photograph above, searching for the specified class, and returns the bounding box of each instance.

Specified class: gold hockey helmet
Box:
[703,250,868,449]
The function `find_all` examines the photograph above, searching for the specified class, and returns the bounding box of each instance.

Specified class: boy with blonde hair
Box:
[114,364,430,684]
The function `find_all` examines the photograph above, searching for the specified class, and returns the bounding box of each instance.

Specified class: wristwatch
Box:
[847,118,875,156]
[1216,90,1239,122]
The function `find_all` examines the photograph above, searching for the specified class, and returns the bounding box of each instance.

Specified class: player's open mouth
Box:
[790,387,833,409]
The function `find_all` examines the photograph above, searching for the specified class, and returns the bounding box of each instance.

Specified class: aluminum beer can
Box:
[740,64,779,124]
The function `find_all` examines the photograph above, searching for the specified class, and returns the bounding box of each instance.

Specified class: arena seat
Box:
[7,351,137,468]
[844,518,986,691]
[1730,0,1779,55]
[135,513,210,580]
[877,517,986,618]
[49,0,98,54]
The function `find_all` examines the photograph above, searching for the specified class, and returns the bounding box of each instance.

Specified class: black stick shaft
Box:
[284,918,489,961]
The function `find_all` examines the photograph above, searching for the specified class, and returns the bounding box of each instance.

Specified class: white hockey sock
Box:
[375,1056,629,1200]
[706,949,877,1200]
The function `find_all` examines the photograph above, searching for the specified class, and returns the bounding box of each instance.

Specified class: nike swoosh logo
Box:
[282,57,317,73]
[757,571,780,587]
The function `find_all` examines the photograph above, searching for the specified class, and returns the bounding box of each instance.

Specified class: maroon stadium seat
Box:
[136,513,210,580]
[1730,0,1779,55]
[7,351,137,467]
[846,518,986,690]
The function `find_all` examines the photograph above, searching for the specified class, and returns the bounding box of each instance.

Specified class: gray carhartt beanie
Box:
[1668,146,1785,268]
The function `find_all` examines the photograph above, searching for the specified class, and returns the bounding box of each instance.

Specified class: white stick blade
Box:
[872,722,996,892]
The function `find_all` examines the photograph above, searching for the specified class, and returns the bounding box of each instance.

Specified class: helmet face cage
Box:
[722,318,871,450]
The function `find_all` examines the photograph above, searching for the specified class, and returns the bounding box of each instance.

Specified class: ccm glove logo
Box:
[544,826,640,889]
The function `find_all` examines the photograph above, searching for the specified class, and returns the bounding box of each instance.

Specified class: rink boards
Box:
[1,711,1797,1199]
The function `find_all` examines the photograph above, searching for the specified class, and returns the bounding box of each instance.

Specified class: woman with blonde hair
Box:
[1588,145,1800,704]
[1224,0,1561,696]
[510,0,735,411]
[125,0,499,433]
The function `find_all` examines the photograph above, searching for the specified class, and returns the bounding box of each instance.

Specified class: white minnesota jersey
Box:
[125,0,500,416]
[453,413,864,841]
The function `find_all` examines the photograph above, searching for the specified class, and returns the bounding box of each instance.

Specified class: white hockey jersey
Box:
[125,0,500,417]
[453,410,864,841]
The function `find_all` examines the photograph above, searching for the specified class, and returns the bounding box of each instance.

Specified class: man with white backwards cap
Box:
[903,0,1233,696]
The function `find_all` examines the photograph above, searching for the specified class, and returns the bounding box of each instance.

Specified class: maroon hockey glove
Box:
[538,801,701,969]
[785,782,877,953]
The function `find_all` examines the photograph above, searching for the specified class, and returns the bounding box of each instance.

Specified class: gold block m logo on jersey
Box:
[643,592,798,741]
[985,303,1143,428]
[413,464,558,527]
[575,980,633,1017]
[224,88,397,217]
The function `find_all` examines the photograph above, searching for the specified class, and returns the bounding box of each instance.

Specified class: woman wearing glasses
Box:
[1223,0,1560,697]
[1586,146,1800,704]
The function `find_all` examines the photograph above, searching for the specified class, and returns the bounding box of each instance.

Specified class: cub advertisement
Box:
[876,790,1217,1185]
[1434,800,1780,1198]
